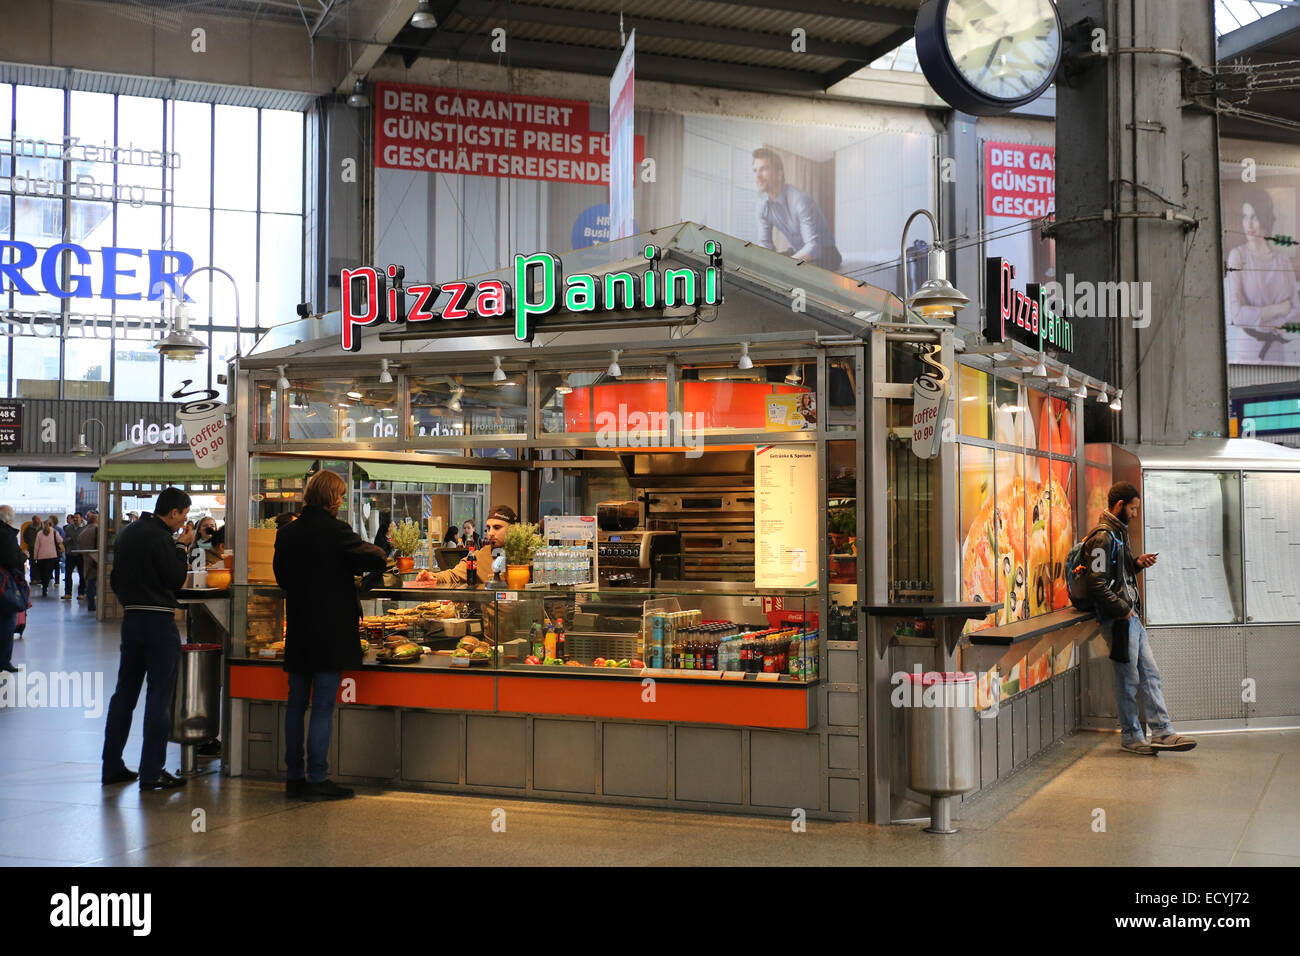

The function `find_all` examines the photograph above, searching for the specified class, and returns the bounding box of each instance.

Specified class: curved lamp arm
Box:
[179,266,242,354]
[899,208,945,302]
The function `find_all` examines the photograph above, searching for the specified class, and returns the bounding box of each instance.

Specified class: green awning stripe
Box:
[93,458,311,483]
[355,462,492,484]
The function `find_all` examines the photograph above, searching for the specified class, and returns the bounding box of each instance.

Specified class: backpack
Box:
[1065,527,1123,612]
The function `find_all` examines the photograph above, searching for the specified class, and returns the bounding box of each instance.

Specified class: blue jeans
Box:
[0,608,15,666]
[285,671,342,783]
[1112,617,1174,745]
[102,611,181,782]
[86,575,98,611]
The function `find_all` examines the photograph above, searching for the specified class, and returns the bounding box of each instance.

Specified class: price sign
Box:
[0,400,21,451]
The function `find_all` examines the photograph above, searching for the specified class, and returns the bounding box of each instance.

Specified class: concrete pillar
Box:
[1054,0,1227,443]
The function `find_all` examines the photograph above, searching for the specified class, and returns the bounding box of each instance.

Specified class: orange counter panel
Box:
[230,665,809,729]
[229,665,495,711]
[497,675,810,729]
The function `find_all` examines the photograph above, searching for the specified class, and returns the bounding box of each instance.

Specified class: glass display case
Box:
[229,584,820,683]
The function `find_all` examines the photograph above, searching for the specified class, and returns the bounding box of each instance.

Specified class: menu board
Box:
[0,400,20,451]
[1142,472,1238,625]
[754,444,818,588]
[1243,472,1300,623]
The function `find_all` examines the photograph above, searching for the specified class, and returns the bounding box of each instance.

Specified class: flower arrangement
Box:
[389,519,423,557]
[504,522,543,566]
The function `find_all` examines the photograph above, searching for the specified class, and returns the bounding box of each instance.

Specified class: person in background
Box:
[0,506,27,674]
[374,510,393,557]
[21,515,41,585]
[62,512,84,600]
[101,488,195,790]
[193,516,221,566]
[461,519,479,550]
[47,514,62,589]
[33,518,63,598]
[1082,481,1196,756]
[752,147,842,271]
[274,470,386,800]
[441,525,461,547]
[78,511,101,612]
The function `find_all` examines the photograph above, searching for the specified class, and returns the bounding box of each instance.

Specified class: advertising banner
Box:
[1219,150,1300,367]
[609,31,636,241]
[374,81,935,296]
[983,141,1055,219]
[374,81,644,186]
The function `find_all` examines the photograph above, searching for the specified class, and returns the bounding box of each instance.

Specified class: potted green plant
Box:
[503,522,543,588]
[829,508,856,554]
[389,519,423,572]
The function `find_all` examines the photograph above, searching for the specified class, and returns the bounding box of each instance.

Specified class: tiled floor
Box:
[2,595,1297,866]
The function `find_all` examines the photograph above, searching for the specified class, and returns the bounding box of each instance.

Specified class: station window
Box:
[0,82,307,401]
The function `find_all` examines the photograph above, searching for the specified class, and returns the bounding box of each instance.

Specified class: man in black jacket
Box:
[274,470,386,800]
[101,487,195,789]
[1082,482,1196,756]
[0,505,28,674]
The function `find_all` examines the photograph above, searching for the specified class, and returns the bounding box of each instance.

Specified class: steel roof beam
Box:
[819,25,913,88]
[689,0,915,28]
[450,0,888,63]
[414,31,831,92]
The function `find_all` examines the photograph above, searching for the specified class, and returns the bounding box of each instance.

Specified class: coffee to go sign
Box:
[984,257,1074,354]
[340,241,723,350]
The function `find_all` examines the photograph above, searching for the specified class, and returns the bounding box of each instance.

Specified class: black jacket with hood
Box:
[1081,509,1143,621]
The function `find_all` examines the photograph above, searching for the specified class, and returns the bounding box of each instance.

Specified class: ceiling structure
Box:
[1217,2,1300,144]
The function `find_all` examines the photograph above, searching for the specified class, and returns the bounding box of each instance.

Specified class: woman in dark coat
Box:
[373,510,393,556]
[273,470,385,801]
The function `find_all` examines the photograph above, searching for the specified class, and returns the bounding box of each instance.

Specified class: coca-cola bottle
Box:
[465,550,478,587]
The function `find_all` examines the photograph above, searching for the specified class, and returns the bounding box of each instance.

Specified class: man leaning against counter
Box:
[433,505,518,585]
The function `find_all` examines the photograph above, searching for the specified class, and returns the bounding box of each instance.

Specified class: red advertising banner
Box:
[374,81,643,186]
[983,141,1055,219]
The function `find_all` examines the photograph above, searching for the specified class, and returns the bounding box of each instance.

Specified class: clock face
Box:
[943,0,1061,102]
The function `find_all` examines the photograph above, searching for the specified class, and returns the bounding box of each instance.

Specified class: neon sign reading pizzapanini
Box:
[983,256,1074,354]
[339,241,723,350]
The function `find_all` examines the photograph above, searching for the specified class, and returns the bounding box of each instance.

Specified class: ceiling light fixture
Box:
[607,349,622,378]
[347,79,368,109]
[1031,352,1047,377]
[378,358,393,384]
[410,0,437,28]
[1057,368,1070,389]
[555,373,573,395]
[276,365,290,390]
[347,390,363,400]
[1095,386,1108,405]
[737,342,753,371]
[785,365,802,386]
[1109,388,1123,412]
[1074,377,1089,400]
[492,356,507,384]
[448,385,465,413]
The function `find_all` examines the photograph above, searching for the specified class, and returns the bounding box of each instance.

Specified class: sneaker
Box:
[1151,733,1197,752]
[302,779,354,801]
[1121,739,1156,755]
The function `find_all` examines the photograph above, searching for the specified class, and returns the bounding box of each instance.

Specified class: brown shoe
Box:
[1121,739,1156,755]
[1151,733,1197,752]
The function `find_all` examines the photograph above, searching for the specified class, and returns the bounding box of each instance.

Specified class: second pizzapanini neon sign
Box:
[340,240,723,351]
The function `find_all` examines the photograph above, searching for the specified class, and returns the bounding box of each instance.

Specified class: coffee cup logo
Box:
[170,380,228,470]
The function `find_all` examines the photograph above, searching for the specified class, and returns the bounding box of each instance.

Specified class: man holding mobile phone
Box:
[1081,482,1195,756]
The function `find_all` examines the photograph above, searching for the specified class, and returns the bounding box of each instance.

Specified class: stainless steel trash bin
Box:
[171,643,222,774]
[905,671,977,834]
